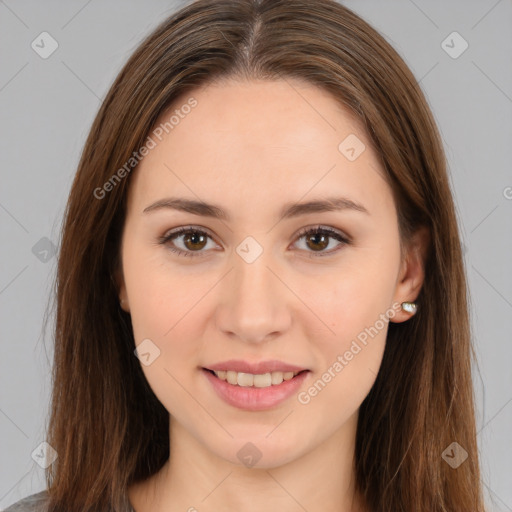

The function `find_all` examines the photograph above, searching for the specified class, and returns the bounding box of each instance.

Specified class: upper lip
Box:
[204,359,309,374]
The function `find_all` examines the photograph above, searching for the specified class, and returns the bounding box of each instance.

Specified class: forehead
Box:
[161,78,366,152]
[127,78,391,217]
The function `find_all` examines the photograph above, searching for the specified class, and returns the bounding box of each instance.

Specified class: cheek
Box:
[120,245,205,409]
[313,285,389,391]
[311,253,398,339]
[124,257,209,414]
[296,277,391,429]
[123,241,203,340]
[301,252,397,397]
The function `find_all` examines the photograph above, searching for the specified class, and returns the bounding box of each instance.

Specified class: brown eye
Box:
[294,226,349,257]
[305,232,330,251]
[181,231,208,251]
[159,227,216,258]
[158,225,350,259]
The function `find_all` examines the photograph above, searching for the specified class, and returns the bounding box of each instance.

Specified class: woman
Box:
[5,0,486,510]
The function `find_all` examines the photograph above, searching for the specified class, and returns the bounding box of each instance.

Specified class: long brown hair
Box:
[44,0,485,510]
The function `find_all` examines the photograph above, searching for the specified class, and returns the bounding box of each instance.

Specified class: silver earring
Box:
[401,301,417,315]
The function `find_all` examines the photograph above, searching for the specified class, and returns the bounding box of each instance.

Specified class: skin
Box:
[117,78,428,512]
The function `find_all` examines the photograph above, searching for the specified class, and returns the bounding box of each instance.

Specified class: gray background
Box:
[0,0,511,510]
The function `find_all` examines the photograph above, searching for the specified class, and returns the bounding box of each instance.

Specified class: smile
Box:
[202,368,310,411]
[208,369,305,388]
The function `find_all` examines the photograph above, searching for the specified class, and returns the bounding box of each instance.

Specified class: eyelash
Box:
[157,225,351,259]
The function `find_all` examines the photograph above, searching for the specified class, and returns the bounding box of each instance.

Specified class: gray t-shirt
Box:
[3,491,49,512]
[3,490,136,511]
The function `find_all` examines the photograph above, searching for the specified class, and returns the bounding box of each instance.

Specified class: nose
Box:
[215,246,292,345]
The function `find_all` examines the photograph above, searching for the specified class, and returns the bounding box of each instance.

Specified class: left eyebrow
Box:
[142,196,370,221]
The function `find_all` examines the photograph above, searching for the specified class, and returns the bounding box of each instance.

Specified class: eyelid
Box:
[157,225,221,257]
[293,225,351,245]
[291,225,350,258]
[161,224,217,241]
[158,224,351,258]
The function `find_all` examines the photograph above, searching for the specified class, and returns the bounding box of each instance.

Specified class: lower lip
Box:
[202,368,310,411]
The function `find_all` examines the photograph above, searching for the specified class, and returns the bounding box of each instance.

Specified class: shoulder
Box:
[3,490,49,512]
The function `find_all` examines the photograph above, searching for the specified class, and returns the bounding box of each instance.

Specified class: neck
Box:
[128,410,368,512]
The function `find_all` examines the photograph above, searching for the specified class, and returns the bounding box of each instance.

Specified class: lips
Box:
[204,359,308,374]
[202,366,310,411]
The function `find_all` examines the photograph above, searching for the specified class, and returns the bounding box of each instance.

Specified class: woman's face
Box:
[117,78,423,468]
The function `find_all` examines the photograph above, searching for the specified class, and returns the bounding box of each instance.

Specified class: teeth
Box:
[213,370,301,388]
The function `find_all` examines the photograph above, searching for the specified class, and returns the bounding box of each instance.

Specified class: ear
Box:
[113,266,130,313]
[390,225,430,323]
